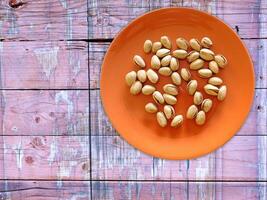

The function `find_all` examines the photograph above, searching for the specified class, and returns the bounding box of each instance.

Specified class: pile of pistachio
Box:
[125,36,227,128]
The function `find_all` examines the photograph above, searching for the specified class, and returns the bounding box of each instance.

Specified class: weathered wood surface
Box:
[0,41,88,89]
[88,0,267,39]
[89,39,266,89]
[0,90,89,135]
[0,0,87,41]
[0,136,90,180]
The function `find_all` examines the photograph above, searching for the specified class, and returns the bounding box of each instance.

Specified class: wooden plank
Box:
[0,136,90,180]
[1,90,89,135]
[0,0,87,40]
[89,39,266,89]
[91,135,266,181]
[0,181,90,200]
[88,0,267,39]
[0,41,88,89]
[90,89,267,136]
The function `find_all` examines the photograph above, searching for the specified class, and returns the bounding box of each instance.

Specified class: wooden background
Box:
[0,0,266,199]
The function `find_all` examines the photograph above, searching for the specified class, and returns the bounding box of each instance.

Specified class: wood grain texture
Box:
[1,90,89,135]
[90,89,267,136]
[88,0,267,39]
[89,39,266,89]
[0,181,90,200]
[0,136,90,180]
[0,41,88,89]
[0,0,87,41]
[92,181,267,200]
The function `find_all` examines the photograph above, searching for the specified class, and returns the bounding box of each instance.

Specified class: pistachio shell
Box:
[152,91,165,104]
[144,40,152,53]
[161,55,172,67]
[193,91,203,105]
[217,85,227,101]
[151,55,161,69]
[137,70,147,82]
[163,93,177,105]
[214,54,227,68]
[152,42,162,53]
[142,85,156,95]
[209,61,219,74]
[180,68,191,81]
[156,112,167,127]
[186,105,198,119]
[187,80,198,95]
[201,37,213,48]
[176,37,189,50]
[204,84,219,96]
[171,115,184,127]
[145,102,158,113]
[133,55,145,68]
[198,69,213,78]
[190,58,204,70]
[171,72,182,85]
[187,51,200,63]
[147,69,159,83]
[208,77,223,86]
[195,111,206,125]
[163,84,178,96]
[160,36,172,49]
[189,38,201,51]
[125,71,137,86]
[170,57,179,71]
[156,48,170,58]
[172,49,188,59]
[163,105,175,119]
[200,48,215,61]
[130,81,142,95]
[158,67,172,76]
[201,99,213,112]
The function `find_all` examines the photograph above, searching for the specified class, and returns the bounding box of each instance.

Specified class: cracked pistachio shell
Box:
[156,48,170,58]
[158,67,172,76]
[200,48,215,61]
[142,85,156,95]
[214,54,227,68]
[180,68,191,81]
[133,55,145,68]
[190,58,204,70]
[163,93,177,105]
[125,71,137,86]
[217,85,227,101]
[201,99,213,112]
[193,91,203,105]
[209,61,219,74]
[170,57,179,71]
[137,70,147,82]
[198,69,213,78]
[186,105,198,119]
[171,72,182,85]
[146,69,159,83]
[161,55,172,67]
[163,84,178,96]
[201,37,213,48]
[187,80,198,95]
[164,105,175,119]
[208,77,223,86]
[156,112,167,127]
[145,102,158,113]
[152,91,165,104]
[152,42,162,53]
[130,81,142,95]
[187,51,200,63]
[195,111,206,125]
[189,38,201,51]
[204,84,219,96]
[176,37,189,50]
[160,36,172,49]
[172,49,188,59]
[151,55,161,70]
[171,115,184,127]
[144,40,152,53]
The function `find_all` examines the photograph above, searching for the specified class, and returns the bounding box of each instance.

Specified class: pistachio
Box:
[195,111,206,125]
[151,55,161,69]
[125,71,137,86]
[163,93,177,105]
[180,68,191,81]
[201,37,213,48]
[208,77,223,86]
[156,112,167,127]
[142,85,156,95]
[186,105,198,119]
[190,58,204,70]
[189,38,201,51]
[198,69,213,78]
[204,84,219,96]
[133,55,145,68]
[187,51,200,63]
[176,37,189,50]
[145,102,158,113]
[171,115,184,127]
[152,42,162,53]
[130,81,142,95]
[152,91,165,104]
[170,57,179,71]
[163,84,178,96]
[217,85,227,101]
[193,91,203,105]
[214,54,227,68]
[144,40,152,53]
[200,48,215,61]
[164,105,175,119]
[187,80,198,95]
[172,49,188,59]
[147,69,159,83]
[171,72,182,85]
[209,61,219,74]
[160,36,172,49]
[201,99,213,112]
[161,55,172,67]
[156,48,170,58]
[137,70,147,82]
[158,67,172,76]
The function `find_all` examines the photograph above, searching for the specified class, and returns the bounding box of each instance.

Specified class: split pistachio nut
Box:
[164,105,175,119]
[214,54,227,68]
[173,49,188,59]
[144,40,152,53]
[187,80,198,95]
[193,91,203,105]
[204,84,219,96]
[130,81,142,95]
[133,55,145,68]
[217,85,227,101]
[125,71,137,86]
[156,111,167,127]
[176,37,189,50]
[201,99,213,112]
[142,85,156,95]
[201,37,213,48]
[198,69,213,78]
[145,102,158,113]
[189,38,201,51]
[151,55,161,69]
[170,57,179,71]
[147,69,159,83]
[156,48,170,58]
[187,51,200,63]
[152,41,162,53]
[153,91,165,104]
[160,36,172,49]
[209,61,219,74]
[180,68,191,81]
[171,72,182,85]
[158,67,172,76]
[163,84,178,96]
[195,110,206,125]
[186,105,198,119]
[137,69,147,82]
[208,77,223,86]
[200,48,214,61]
[163,93,177,105]
[171,115,184,127]
[161,55,172,67]
[190,58,204,70]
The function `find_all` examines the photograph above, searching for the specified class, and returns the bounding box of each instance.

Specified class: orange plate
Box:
[100,8,255,160]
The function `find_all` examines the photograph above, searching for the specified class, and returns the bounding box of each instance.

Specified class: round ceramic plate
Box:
[100,8,254,160]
